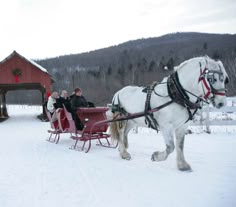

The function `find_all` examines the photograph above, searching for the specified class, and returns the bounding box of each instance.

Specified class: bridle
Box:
[166,60,228,122]
[198,62,227,101]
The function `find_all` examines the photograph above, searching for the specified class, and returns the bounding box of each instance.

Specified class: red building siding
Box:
[0,51,53,118]
[0,51,52,93]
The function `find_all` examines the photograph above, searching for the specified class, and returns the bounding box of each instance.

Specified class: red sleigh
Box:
[46,106,118,153]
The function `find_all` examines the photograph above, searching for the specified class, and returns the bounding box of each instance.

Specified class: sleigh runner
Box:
[45,107,68,144]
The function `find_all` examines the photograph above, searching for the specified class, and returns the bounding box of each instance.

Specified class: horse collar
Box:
[168,72,200,109]
[167,71,201,121]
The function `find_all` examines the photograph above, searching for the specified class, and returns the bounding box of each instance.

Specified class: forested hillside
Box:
[8,32,236,105]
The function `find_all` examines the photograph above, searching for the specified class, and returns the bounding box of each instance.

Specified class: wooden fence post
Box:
[206,104,211,133]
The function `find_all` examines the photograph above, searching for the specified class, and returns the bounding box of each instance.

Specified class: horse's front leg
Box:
[151,128,175,162]
[175,125,192,171]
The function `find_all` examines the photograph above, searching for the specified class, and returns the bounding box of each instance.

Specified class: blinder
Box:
[206,70,224,85]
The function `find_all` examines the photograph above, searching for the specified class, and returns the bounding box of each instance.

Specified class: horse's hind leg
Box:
[151,127,175,161]
[118,121,132,160]
[175,125,192,171]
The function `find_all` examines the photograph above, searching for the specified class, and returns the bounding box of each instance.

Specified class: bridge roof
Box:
[0,51,48,74]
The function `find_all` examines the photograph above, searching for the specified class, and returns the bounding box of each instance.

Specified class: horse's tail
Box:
[110,90,129,148]
[110,113,130,148]
[110,112,120,142]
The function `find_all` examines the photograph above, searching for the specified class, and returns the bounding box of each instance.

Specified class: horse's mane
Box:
[174,56,206,71]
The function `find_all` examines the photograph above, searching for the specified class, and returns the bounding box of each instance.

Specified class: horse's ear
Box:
[205,55,209,66]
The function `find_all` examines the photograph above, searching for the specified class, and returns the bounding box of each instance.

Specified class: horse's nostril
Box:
[218,103,224,108]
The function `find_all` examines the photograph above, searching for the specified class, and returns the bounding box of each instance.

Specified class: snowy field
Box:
[0,105,236,207]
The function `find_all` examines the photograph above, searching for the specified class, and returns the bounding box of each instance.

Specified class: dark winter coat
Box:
[69,95,89,130]
[70,95,89,111]
[55,96,70,109]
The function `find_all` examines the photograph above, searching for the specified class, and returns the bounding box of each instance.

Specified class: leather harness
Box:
[111,62,227,128]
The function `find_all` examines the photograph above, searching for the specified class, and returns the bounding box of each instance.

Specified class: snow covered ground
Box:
[0,105,236,207]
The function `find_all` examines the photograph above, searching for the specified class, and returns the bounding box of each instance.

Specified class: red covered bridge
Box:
[0,51,53,118]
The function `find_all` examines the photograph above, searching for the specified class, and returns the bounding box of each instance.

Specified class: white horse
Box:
[110,56,229,171]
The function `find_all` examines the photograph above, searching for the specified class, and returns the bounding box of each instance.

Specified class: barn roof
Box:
[0,50,48,74]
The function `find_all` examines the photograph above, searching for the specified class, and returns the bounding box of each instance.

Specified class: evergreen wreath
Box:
[12,68,22,76]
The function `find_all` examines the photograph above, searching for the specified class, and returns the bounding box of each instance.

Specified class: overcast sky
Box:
[1,0,236,60]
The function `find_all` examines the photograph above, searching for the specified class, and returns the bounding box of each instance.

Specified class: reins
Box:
[108,100,173,123]
[182,88,209,104]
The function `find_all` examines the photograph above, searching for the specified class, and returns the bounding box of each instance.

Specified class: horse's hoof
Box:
[121,152,131,160]
[151,154,155,161]
[122,155,131,160]
[178,163,192,172]
[179,167,192,172]
[151,152,158,161]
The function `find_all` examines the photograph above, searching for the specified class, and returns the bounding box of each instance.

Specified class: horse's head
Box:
[199,56,229,108]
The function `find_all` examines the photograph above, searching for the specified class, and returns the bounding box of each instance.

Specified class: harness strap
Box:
[198,67,213,100]
[198,66,226,99]
[202,78,212,100]
[110,100,173,123]
[144,82,159,131]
